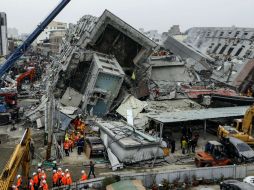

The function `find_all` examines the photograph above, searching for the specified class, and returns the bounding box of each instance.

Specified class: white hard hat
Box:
[38,168,41,172]
[53,170,56,173]
[53,161,57,164]
[61,172,65,176]
[58,167,61,171]
[81,170,85,174]
[12,185,16,188]
[41,176,45,179]
[17,175,21,179]
[65,169,69,172]
[41,170,45,173]
[33,172,37,176]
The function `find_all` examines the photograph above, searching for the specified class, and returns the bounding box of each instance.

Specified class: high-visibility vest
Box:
[61,176,67,185]
[66,177,72,185]
[52,173,58,184]
[42,183,48,190]
[63,142,69,150]
[81,174,87,181]
[33,175,39,185]
[16,178,22,187]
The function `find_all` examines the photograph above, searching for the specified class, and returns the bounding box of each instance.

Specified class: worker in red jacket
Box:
[57,168,62,186]
[16,175,22,190]
[80,170,87,181]
[32,172,39,190]
[66,174,72,185]
[61,173,67,185]
[52,170,58,187]
[63,140,70,156]
[28,178,35,190]
[41,180,48,190]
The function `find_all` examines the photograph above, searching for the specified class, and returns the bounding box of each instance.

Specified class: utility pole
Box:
[45,82,54,160]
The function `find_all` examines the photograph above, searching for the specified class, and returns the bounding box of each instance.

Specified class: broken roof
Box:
[147,106,249,123]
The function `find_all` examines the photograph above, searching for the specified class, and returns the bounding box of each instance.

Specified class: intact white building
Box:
[36,21,67,43]
[0,12,8,56]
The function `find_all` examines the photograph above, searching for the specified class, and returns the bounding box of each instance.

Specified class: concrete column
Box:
[204,120,207,139]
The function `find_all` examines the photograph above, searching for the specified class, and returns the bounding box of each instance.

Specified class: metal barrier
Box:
[51,164,254,189]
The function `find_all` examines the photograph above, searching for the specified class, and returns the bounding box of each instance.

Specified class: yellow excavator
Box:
[218,105,254,145]
[0,128,31,190]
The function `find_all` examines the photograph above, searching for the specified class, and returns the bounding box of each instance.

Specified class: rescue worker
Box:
[39,175,45,188]
[68,139,74,152]
[88,160,96,179]
[28,177,34,190]
[52,170,58,187]
[37,168,42,184]
[16,175,22,190]
[66,174,72,185]
[61,172,67,185]
[65,168,70,176]
[41,180,48,190]
[32,172,39,190]
[57,168,62,186]
[80,170,87,181]
[41,170,47,180]
[181,138,187,154]
[63,140,70,156]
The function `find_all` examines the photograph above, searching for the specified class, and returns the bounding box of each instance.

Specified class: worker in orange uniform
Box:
[61,172,67,185]
[41,170,47,180]
[52,170,58,187]
[28,179,35,190]
[57,168,62,186]
[68,139,74,152]
[16,175,22,190]
[66,174,72,185]
[39,175,45,188]
[32,172,39,190]
[41,180,48,190]
[80,170,87,181]
[37,168,42,183]
[63,140,70,156]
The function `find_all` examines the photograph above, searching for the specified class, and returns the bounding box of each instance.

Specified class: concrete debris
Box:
[60,87,82,107]
[96,119,164,163]
[116,95,148,120]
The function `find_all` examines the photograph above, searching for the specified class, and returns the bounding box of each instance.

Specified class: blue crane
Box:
[0,0,71,79]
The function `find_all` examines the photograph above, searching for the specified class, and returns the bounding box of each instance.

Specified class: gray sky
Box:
[1,0,254,34]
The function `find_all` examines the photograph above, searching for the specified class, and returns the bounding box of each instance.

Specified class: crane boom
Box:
[0,0,71,79]
[0,128,31,190]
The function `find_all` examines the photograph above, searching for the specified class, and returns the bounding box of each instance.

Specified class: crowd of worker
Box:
[11,115,97,190]
[180,127,199,155]
[12,160,96,190]
[63,114,86,156]
[163,126,200,155]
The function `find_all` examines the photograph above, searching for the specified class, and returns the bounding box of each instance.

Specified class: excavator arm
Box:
[0,128,31,190]
[242,105,254,135]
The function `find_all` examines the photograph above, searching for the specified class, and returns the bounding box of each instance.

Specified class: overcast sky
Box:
[1,0,254,34]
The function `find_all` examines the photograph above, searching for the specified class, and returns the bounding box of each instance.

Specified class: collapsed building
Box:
[54,10,157,116]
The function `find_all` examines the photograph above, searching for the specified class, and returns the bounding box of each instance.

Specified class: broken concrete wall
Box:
[81,53,125,116]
